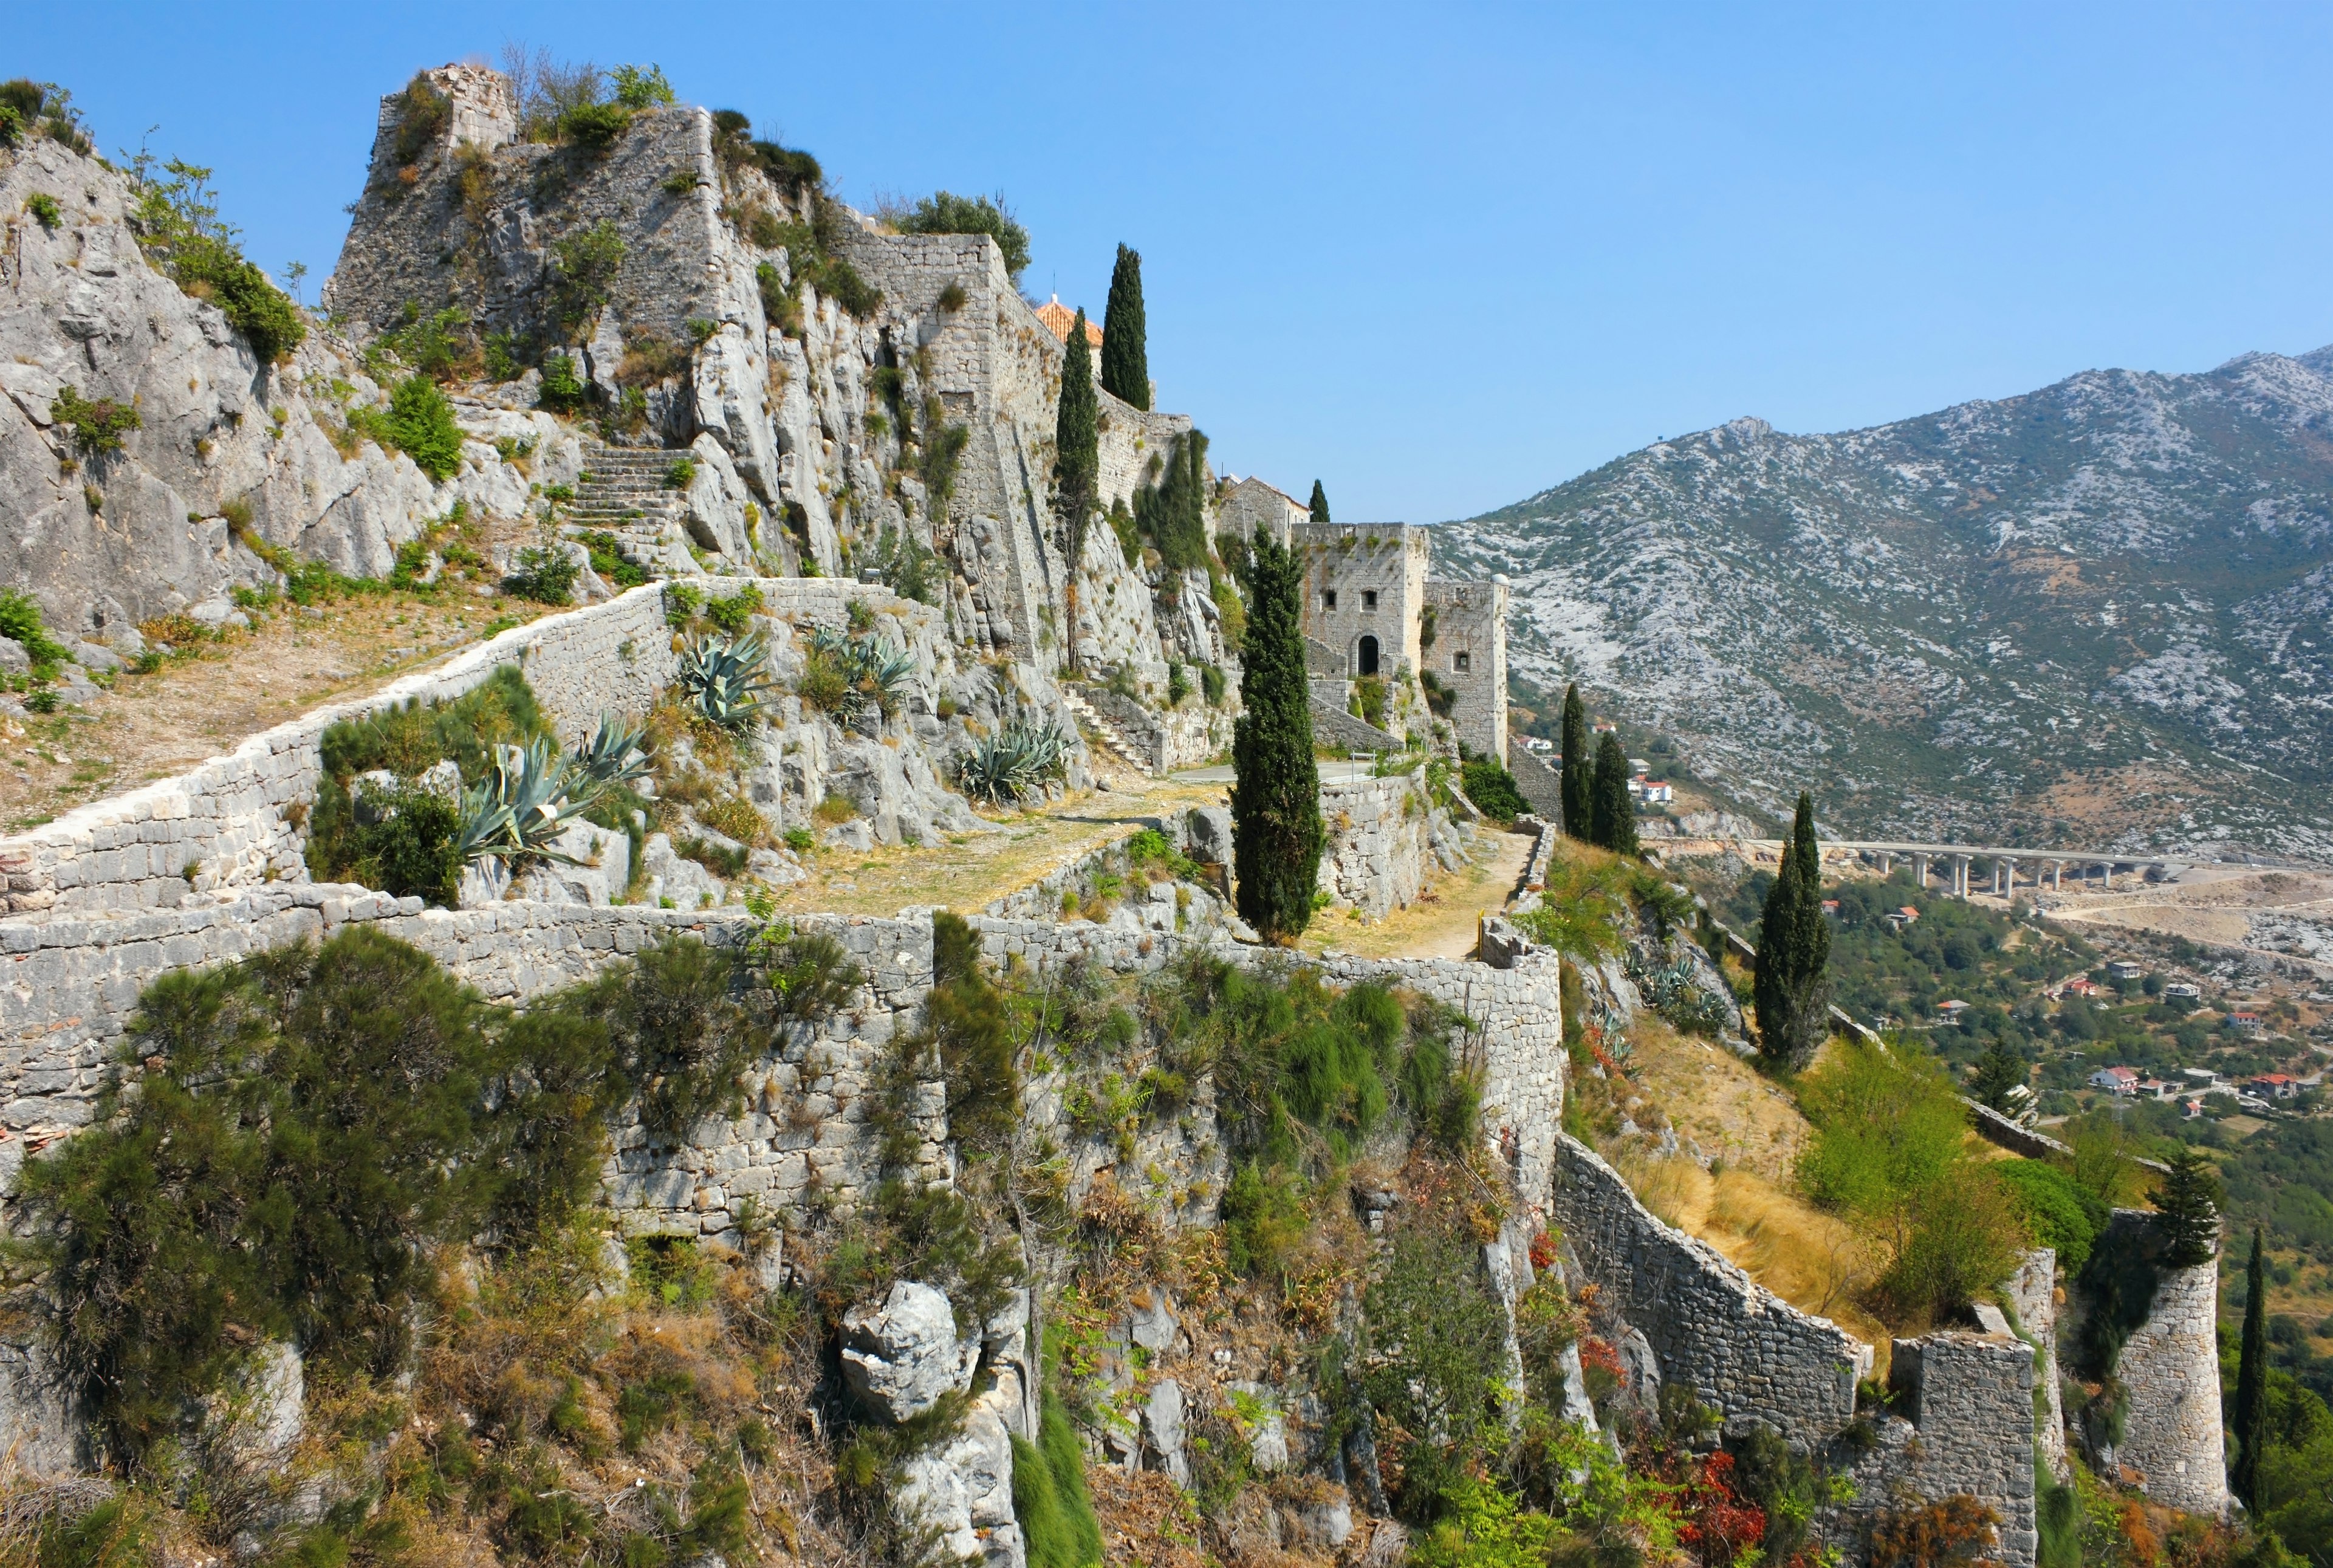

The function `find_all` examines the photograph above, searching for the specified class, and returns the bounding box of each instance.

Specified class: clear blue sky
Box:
[18,2,2333,522]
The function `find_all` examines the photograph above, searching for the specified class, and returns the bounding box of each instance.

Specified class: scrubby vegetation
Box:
[124,151,305,363]
[880,191,1031,282]
[305,666,645,905]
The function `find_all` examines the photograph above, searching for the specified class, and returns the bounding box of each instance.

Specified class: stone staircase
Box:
[1060,689,1154,776]
[561,444,700,573]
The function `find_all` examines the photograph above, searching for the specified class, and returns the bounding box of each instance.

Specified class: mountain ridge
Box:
[1432,344,2333,861]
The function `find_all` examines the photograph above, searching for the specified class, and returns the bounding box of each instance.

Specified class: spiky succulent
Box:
[679,629,777,732]
[573,711,651,789]
[803,626,917,719]
[955,716,1073,806]
[456,739,597,866]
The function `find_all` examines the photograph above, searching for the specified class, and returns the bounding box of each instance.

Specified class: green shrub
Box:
[502,545,580,604]
[306,665,552,892]
[581,530,650,587]
[24,191,62,231]
[0,588,70,668]
[549,221,626,332]
[751,140,822,194]
[705,584,762,634]
[1461,756,1529,823]
[387,374,464,480]
[49,385,141,456]
[1354,1213,1513,1517]
[1200,662,1227,706]
[664,457,697,490]
[386,73,452,171]
[338,784,464,906]
[18,927,618,1468]
[0,79,90,154]
[755,261,801,337]
[1995,1157,2104,1273]
[538,351,590,411]
[609,64,676,108]
[560,101,634,150]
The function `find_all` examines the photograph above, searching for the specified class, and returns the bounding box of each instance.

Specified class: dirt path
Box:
[1298,825,1534,962]
[761,759,1226,919]
[1,592,547,831]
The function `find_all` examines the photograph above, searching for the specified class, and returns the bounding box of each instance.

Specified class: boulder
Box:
[1185,805,1233,867]
[684,431,756,562]
[1128,1287,1177,1354]
[1143,1377,1188,1486]
[840,1281,979,1424]
[894,1385,1024,1568]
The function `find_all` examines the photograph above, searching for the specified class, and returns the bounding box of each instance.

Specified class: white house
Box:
[2089,1066,2139,1095]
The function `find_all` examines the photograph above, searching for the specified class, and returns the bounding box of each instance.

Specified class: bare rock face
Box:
[0,135,457,635]
[840,1280,979,1424]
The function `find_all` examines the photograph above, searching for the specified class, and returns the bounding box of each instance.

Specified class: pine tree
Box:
[1969,1043,2029,1115]
[1231,526,1323,942]
[1588,734,1638,856]
[2235,1225,2269,1510]
[2150,1146,2222,1268]
[1053,308,1099,671]
[1753,793,1832,1069]
[1308,480,1330,524]
[1559,685,1590,840]
[1100,244,1149,410]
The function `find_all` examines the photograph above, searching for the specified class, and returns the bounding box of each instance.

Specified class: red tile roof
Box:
[1034,296,1103,346]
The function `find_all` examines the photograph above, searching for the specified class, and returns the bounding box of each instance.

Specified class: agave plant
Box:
[679,629,777,732]
[456,739,597,866]
[955,716,1073,806]
[804,626,917,719]
[573,712,651,790]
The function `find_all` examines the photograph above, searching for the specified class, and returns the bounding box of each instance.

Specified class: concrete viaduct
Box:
[1720,840,2216,899]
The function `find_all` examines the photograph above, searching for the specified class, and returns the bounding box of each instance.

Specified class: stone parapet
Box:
[1549,1133,1868,1448]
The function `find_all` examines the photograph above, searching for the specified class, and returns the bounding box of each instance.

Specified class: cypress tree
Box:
[1308,480,1330,524]
[1137,428,1210,572]
[1053,308,1099,670]
[1588,734,1638,856]
[2235,1225,2269,1510]
[1559,686,1590,840]
[1231,526,1323,943]
[1753,793,1832,1069]
[1100,243,1149,410]
[1969,1042,2028,1115]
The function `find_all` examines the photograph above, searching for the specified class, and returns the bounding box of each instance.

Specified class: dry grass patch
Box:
[1613,1151,1889,1359]
[1619,1015,1810,1186]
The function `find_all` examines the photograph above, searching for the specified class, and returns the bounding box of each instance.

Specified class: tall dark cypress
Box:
[1588,734,1639,856]
[1559,685,1590,840]
[1231,526,1324,943]
[1100,244,1149,410]
[1754,792,1832,1069]
[1308,480,1330,524]
[2235,1225,2269,1510]
[1053,309,1100,671]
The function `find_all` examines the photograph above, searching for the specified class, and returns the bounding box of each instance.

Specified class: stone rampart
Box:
[1549,1133,1868,1447]
[1308,696,1402,754]
[2006,1248,2069,1479]
[1318,772,1439,919]
[1882,1331,2038,1567]
[0,577,971,923]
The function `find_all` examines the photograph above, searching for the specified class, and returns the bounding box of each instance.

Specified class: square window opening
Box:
[1362,589,1379,609]
[1454,651,1471,671]
[1322,590,1338,610]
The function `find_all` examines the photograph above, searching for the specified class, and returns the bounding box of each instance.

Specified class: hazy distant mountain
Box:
[1433,349,2333,861]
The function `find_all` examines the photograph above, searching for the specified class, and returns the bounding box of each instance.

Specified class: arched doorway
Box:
[1356,635,1380,676]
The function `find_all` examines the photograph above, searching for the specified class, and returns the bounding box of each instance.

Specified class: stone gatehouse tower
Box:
[1219,482,1510,765]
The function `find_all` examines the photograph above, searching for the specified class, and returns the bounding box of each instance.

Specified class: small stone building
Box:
[1280,521,1510,764]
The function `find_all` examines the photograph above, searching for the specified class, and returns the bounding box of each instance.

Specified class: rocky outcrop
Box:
[842,1281,981,1423]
